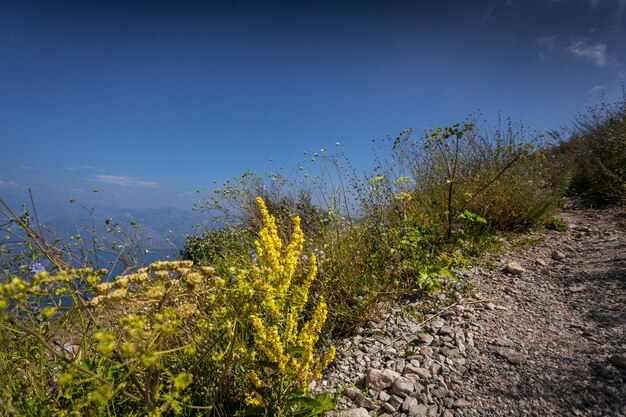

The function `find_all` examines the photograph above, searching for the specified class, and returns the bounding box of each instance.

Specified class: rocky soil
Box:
[313,201,625,417]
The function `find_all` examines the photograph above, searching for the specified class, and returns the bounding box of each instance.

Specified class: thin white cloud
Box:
[0,179,19,187]
[568,39,607,66]
[65,165,94,171]
[95,175,158,188]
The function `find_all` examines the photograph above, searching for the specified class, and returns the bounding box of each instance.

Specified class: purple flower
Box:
[29,263,46,275]
[249,249,259,266]
[229,274,236,283]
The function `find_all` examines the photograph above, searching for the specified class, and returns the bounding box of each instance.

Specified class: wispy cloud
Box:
[65,165,94,171]
[0,179,19,187]
[568,39,607,66]
[95,175,158,188]
[588,85,605,96]
[536,35,559,60]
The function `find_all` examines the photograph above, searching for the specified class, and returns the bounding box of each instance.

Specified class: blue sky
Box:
[1,0,625,211]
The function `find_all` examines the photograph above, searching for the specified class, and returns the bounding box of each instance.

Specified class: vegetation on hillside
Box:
[1,97,624,415]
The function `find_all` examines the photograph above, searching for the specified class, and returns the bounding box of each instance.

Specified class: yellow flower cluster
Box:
[254,197,305,293]
[245,197,335,393]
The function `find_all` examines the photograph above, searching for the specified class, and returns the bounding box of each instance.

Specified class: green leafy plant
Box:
[0,197,335,416]
[546,217,569,232]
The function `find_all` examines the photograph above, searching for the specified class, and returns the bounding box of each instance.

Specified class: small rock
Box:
[453,398,472,408]
[402,396,418,412]
[392,376,415,397]
[367,368,401,391]
[535,258,548,266]
[551,250,566,261]
[443,411,454,417]
[379,390,391,401]
[409,403,428,417]
[56,343,80,356]
[609,353,626,369]
[438,326,454,335]
[388,394,404,409]
[382,402,396,413]
[415,367,432,379]
[441,347,459,358]
[404,363,421,375]
[506,261,526,275]
[417,333,434,345]
[568,284,586,293]
[357,396,377,410]
[492,337,515,347]
[346,387,362,401]
[431,388,448,399]
[496,347,525,365]
[485,302,496,311]
[335,408,371,417]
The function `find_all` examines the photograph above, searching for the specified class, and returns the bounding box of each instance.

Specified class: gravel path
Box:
[315,202,625,417]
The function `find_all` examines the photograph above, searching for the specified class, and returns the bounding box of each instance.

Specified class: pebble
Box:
[496,347,525,365]
[506,261,526,275]
[409,403,428,417]
[418,333,435,345]
[551,250,566,261]
[392,376,415,397]
[608,353,626,369]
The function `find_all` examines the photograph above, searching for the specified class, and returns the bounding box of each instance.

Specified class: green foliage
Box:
[188,115,560,336]
[546,217,569,232]
[0,198,335,416]
[182,225,255,271]
[547,96,626,204]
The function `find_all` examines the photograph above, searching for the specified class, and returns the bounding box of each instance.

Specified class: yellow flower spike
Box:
[248,370,263,388]
[279,216,304,290]
[296,297,327,351]
[245,392,263,407]
[256,197,282,272]
[284,307,299,344]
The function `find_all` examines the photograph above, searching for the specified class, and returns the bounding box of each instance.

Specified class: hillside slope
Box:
[317,200,625,417]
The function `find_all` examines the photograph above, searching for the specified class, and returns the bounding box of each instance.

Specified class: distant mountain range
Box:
[40,205,218,252]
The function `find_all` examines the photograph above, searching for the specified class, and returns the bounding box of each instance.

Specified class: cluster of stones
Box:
[312,301,479,417]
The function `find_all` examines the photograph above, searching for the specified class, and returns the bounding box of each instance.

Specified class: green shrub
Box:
[548,96,626,204]
[546,216,569,232]
[0,198,335,416]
